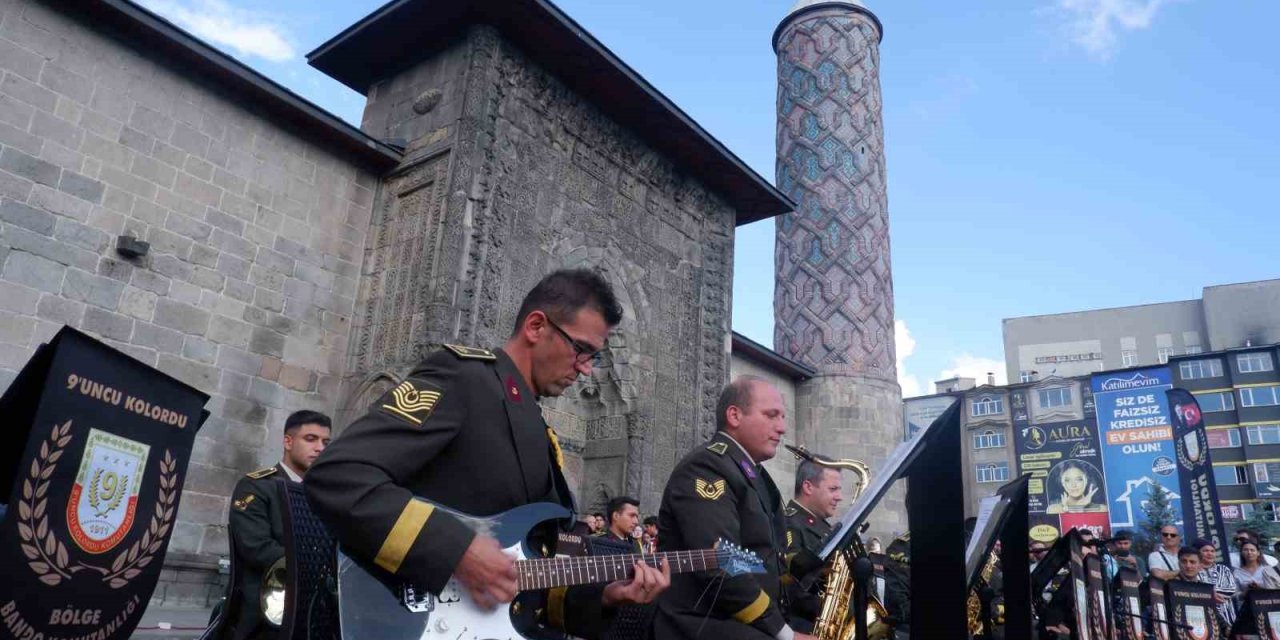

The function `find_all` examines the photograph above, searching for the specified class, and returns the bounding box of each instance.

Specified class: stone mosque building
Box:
[0,0,900,603]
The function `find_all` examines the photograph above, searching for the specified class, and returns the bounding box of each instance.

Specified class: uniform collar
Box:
[494,347,537,404]
[789,499,821,521]
[278,462,302,483]
[719,431,757,466]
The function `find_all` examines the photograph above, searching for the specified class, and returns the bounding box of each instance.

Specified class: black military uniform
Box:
[224,463,294,640]
[654,431,789,639]
[782,499,832,630]
[305,345,606,637]
[783,499,831,557]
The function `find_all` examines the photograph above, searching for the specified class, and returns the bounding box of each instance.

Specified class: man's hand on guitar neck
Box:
[601,558,671,607]
[455,535,519,609]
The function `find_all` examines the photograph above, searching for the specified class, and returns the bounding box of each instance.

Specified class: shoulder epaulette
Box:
[706,441,728,455]
[246,467,277,479]
[784,505,797,517]
[443,344,496,361]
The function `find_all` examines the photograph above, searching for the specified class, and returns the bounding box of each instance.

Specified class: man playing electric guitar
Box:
[306,269,669,638]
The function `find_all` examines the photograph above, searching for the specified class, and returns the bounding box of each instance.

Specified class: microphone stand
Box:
[1113,610,1195,631]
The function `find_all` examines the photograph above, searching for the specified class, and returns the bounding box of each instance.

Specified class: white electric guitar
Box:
[335,501,765,640]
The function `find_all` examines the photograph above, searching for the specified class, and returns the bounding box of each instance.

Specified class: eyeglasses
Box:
[1162,532,1180,538]
[545,317,603,365]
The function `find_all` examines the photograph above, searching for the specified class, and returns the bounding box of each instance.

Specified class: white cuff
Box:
[775,625,795,640]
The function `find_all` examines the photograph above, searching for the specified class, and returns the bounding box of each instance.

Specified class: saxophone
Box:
[967,550,999,636]
[785,445,890,640]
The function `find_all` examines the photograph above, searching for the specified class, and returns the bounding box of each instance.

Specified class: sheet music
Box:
[818,399,956,559]
[966,495,1000,562]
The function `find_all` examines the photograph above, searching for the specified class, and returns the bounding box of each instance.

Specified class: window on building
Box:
[1257,463,1273,483]
[1038,387,1072,408]
[1241,386,1280,408]
[1239,353,1276,374]
[971,396,1004,417]
[1158,347,1174,364]
[1241,503,1280,523]
[1122,350,1138,367]
[1246,424,1280,445]
[1180,359,1224,380]
[972,430,1005,450]
[976,462,1010,484]
[1207,428,1242,448]
[1196,391,1236,413]
[1020,370,1034,383]
[1185,345,1204,355]
[1214,465,1248,486]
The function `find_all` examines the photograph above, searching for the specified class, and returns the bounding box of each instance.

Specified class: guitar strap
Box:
[546,430,577,532]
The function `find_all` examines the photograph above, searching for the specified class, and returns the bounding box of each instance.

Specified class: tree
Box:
[1136,478,1179,557]
[1239,506,1280,547]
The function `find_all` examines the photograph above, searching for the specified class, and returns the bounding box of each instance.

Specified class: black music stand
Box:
[279,480,339,640]
[905,401,967,638]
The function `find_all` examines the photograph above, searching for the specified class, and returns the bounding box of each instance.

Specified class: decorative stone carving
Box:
[775,8,896,381]
[344,26,737,513]
[412,88,443,114]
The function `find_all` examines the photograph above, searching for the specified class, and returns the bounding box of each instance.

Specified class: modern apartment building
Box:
[1003,279,1280,384]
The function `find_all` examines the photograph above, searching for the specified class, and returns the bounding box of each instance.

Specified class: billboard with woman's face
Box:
[1012,388,1110,542]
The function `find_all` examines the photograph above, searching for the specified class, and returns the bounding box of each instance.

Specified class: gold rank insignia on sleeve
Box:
[786,530,794,548]
[233,494,255,511]
[695,478,726,501]
[706,442,728,455]
[382,380,443,425]
[443,344,496,360]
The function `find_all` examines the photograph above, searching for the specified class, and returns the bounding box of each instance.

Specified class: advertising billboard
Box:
[1012,387,1109,541]
[1092,367,1182,532]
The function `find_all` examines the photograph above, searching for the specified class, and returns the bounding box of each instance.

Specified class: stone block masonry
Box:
[0,0,378,594]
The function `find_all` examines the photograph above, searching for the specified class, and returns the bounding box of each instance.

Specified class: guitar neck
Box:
[517,549,719,591]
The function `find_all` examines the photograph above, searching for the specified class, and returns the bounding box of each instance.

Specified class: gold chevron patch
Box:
[786,530,794,548]
[695,478,726,501]
[381,380,442,425]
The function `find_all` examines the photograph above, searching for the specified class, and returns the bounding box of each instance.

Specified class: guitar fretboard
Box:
[516,549,720,590]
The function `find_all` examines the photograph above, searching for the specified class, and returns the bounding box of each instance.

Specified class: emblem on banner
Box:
[1184,605,1209,640]
[67,429,150,554]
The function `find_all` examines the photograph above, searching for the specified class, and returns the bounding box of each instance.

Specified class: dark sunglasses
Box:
[1162,532,1180,538]
[545,316,603,365]
[1030,548,1048,555]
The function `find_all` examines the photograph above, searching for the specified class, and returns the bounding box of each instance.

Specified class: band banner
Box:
[0,327,209,640]
[1084,554,1111,640]
[1166,579,1217,640]
[1092,367,1181,532]
[1167,388,1230,555]
[1114,566,1143,640]
[1249,589,1280,640]
[1147,577,1173,640]
[1067,532,1092,640]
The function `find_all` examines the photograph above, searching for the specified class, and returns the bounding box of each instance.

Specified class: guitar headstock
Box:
[715,539,766,577]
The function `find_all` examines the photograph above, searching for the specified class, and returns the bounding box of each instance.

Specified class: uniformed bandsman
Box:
[653,376,817,640]
[221,410,332,640]
[305,269,669,639]
[783,455,843,630]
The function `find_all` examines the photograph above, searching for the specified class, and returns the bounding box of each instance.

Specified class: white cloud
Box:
[940,355,1008,387]
[1053,0,1179,57]
[895,320,924,398]
[139,0,295,62]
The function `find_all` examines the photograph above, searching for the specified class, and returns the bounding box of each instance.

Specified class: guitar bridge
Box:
[400,583,435,613]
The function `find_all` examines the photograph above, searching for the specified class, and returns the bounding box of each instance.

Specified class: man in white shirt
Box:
[1148,525,1182,580]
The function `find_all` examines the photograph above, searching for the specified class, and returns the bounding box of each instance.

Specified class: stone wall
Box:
[341,26,739,514]
[0,0,379,597]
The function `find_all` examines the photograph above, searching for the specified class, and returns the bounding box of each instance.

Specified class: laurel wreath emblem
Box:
[17,421,75,586]
[17,421,179,589]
